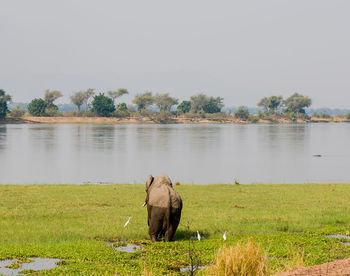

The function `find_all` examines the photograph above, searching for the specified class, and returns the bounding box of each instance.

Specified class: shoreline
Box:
[1,116,349,124]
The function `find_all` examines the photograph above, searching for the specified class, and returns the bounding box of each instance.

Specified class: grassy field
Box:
[1,184,350,275]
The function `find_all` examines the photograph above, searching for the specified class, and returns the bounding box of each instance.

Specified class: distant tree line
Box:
[2,87,350,122]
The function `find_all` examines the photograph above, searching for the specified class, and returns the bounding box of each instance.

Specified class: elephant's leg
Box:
[149,206,166,242]
[165,209,181,242]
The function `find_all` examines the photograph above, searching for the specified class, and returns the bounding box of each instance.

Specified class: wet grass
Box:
[1,184,350,275]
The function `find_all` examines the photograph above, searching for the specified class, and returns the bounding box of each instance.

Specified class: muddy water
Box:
[0,123,350,184]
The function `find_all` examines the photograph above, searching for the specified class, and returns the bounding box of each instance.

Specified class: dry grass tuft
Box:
[207,240,268,276]
[142,264,154,276]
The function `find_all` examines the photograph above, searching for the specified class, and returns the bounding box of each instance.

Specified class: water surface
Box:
[0,123,349,184]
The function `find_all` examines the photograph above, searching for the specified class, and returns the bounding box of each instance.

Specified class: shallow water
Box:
[106,242,142,253]
[180,265,208,272]
[115,243,142,253]
[325,234,350,240]
[0,258,60,275]
[0,123,350,184]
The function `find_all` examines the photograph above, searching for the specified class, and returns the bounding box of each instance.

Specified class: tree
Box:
[28,98,47,116]
[203,97,224,113]
[283,93,312,115]
[108,88,129,104]
[190,94,208,113]
[177,100,191,114]
[132,92,154,110]
[117,102,128,112]
[0,89,11,119]
[83,88,95,110]
[91,93,115,117]
[70,91,85,111]
[257,96,283,114]
[234,106,250,120]
[44,89,63,109]
[190,94,224,113]
[153,93,178,111]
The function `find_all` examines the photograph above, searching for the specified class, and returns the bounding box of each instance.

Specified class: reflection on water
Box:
[0,126,6,150]
[0,123,349,184]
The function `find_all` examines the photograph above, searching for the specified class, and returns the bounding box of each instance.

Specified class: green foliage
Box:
[284,93,312,114]
[91,93,116,117]
[9,106,25,118]
[117,102,128,112]
[0,100,7,118]
[28,98,47,116]
[190,94,224,113]
[153,93,178,111]
[257,95,283,114]
[345,113,350,120]
[234,106,250,120]
[0,89,11,118]
[112,103,129,118]
[203,97,223,113]
[132,92,154,110]
[177,100,191,114]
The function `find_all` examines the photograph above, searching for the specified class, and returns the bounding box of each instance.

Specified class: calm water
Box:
[0,123,349,184]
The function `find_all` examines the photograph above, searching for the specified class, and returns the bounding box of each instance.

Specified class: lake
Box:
[0,123,349,184]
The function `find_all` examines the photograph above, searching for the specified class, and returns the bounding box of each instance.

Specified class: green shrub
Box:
[9,106,25,117]
[28,98,47,116]
[45,107,62,117]
[91,93,115,117]
[234,106,250,120]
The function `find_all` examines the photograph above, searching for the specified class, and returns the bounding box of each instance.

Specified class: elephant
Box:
[145,174,182,242]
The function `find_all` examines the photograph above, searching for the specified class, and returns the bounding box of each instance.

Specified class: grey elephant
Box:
[145,174,182,242]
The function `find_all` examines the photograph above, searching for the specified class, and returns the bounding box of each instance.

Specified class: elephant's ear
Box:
[146,174,154,191]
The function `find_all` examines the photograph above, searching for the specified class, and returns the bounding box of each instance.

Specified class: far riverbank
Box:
[1,115,349,124]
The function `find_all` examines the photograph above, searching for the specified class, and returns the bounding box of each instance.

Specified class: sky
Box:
[0,0,349,108]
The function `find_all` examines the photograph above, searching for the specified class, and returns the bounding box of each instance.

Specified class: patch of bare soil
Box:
[274,258,350,276]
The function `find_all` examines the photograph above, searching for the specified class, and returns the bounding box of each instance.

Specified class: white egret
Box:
[124,217,131,227]
[223,231,227,241]
[197,231,201,241]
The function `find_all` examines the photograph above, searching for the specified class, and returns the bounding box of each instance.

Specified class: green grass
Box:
[1,184,350,275]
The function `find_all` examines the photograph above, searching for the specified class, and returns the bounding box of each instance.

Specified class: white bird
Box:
[197,231,201,241]
[124,217,131,227]
[223,231,227,241]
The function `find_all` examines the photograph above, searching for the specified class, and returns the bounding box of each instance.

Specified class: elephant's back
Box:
[148,185,170,208]
[169,188,182,210]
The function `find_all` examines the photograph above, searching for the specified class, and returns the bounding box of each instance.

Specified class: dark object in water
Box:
[313,154,322,157]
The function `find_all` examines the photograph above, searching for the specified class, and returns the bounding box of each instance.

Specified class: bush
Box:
[345,113,350,120]
[234,106,250,120]
[112,110,130,118]
[91,93,115,117]
[9,106,25,117]
[0,101,8,118]
[45,107,62,117]
[208,240,268,276]
[28,98,47,116]
[117,102,128,112]
[177,100,191,114]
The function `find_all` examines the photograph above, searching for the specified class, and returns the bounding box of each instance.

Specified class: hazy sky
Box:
[1,0,349,108]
